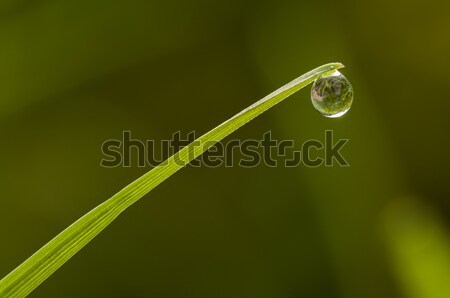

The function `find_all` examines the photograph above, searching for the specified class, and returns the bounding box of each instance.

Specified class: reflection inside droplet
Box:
[310,70,353,118]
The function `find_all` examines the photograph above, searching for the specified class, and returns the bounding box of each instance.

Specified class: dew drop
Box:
[311,70,353,118]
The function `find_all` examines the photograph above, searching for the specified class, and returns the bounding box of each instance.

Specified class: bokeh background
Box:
[1,0,450,297]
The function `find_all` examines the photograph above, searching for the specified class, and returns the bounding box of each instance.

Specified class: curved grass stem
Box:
[0,62,344,298]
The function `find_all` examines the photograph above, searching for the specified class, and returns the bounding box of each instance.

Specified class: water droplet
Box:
[311,70,353,118]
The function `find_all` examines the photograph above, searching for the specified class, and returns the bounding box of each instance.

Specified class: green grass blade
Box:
[0,62,344,297]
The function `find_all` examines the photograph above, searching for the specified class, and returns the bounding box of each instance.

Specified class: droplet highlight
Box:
[310,70,353,118]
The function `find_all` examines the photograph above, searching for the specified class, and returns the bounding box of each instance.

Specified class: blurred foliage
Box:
[382,198,450,298]
[0,0,449,297]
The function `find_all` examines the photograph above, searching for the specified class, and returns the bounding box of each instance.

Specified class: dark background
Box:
[1,0,450,297]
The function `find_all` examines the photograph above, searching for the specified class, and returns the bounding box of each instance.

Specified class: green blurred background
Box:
[1,0,450,297]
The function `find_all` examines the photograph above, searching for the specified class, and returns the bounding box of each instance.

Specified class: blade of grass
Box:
[0,62,344,297]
